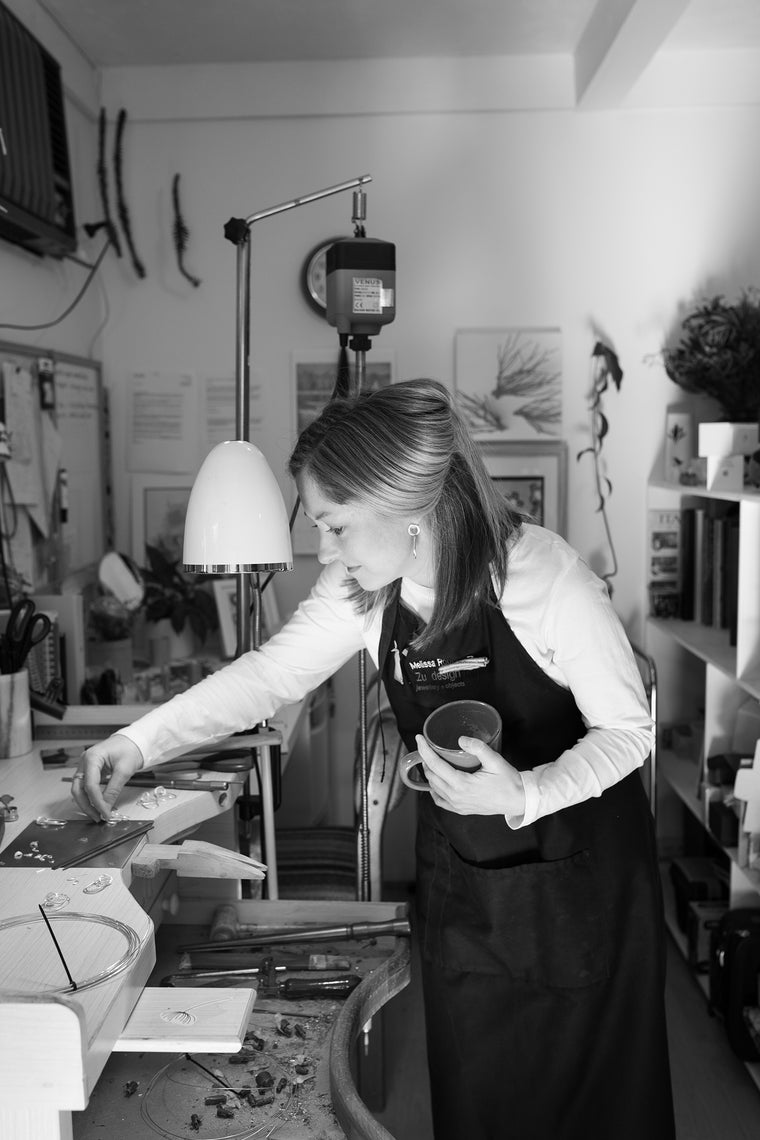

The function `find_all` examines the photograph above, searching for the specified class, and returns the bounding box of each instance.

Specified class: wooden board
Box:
[115,986,256,1051]
[0,868,155,1108]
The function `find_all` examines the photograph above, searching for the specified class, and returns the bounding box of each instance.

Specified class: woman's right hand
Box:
[70,734,145,823]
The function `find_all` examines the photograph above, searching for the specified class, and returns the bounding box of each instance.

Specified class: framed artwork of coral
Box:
[454,327,562,441]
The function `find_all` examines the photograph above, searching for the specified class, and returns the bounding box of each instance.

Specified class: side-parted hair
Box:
[288,379,523,651]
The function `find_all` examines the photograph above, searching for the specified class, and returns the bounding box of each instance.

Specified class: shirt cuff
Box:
[505,769,539,830]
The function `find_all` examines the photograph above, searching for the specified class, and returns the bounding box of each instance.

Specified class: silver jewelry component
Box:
[408,522,420,559]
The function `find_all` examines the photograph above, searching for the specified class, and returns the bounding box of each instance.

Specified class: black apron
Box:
[379,588,675,1140]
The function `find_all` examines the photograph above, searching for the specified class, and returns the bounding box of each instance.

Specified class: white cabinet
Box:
[646,477,760,1088]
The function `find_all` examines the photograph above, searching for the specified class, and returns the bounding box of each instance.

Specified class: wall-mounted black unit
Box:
[0,0,77,257]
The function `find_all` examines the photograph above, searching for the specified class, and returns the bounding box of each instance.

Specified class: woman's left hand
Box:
[415,734,526,818]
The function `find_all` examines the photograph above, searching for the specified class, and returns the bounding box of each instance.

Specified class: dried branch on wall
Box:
[171,173,201,288]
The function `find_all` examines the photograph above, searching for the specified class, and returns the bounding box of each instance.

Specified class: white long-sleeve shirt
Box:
[120,525,653,829]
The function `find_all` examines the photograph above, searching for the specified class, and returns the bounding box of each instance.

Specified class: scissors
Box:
[0,599,53,674]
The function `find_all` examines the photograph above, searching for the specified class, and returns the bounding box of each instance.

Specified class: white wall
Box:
[4,13,760,825]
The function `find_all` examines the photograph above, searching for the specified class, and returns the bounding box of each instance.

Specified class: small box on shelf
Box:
[706,454,744,492]
[669,855,729,934]
[687,899,729,972]
[698,422,759,458]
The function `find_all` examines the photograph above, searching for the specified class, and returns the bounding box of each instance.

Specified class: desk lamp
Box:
[182,175,373,900]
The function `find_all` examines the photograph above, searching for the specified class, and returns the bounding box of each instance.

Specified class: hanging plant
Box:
[577,341,623,597]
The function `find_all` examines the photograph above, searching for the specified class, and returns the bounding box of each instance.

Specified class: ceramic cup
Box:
[400,699,502,792]
[0,669,33,759]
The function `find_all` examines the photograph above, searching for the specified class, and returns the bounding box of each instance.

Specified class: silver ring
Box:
[72,774,84,782]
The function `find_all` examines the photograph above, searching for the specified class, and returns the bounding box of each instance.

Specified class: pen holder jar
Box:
[0,669,32,758]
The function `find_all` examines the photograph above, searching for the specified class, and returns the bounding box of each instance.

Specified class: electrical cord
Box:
[0,239,112,331]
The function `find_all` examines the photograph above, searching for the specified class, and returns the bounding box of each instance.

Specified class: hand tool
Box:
[179,953,352,975]
[0,598,52,673]
[180,916,411,954]
[161,970,362,998]
[207,902,258,941]
[63,774,231,792]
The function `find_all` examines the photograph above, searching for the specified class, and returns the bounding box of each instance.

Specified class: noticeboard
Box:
[0,339,112,597]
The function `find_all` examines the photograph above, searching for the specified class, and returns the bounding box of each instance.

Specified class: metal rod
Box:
[180,916,411,954]
[244,174,371,226]
[357,649,370,901]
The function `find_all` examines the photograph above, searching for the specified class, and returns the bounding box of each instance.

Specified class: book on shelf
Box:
[647,509,682,618]
[671,500,739,633]
[679,507,696,622]
[724,515,740,647]
[712,514,726,630]
[700,508,715,626]
[693,506,705,624]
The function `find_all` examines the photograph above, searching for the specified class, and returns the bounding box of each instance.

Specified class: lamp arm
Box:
[244,174,371,227]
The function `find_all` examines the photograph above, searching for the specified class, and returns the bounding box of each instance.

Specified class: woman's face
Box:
[297,472,433,589]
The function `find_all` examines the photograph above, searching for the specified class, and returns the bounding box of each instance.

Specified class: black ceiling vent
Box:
[0,0,77,257]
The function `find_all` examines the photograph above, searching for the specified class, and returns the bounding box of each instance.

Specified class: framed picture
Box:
[290,349,395,554]
[130,475,193,565]
[212,577,282,658]
[291,349,395,438]
[479,440,567,536]
[454,327,562,441]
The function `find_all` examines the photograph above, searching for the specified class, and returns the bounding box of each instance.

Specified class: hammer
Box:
[209,904,258,942]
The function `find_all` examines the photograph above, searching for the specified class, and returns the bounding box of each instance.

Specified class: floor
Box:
[371,890,760,1140]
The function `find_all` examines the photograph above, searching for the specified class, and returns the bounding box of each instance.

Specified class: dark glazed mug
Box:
[400,699,502,791]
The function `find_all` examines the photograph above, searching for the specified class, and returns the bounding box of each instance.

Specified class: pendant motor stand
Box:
[325,189,397,902]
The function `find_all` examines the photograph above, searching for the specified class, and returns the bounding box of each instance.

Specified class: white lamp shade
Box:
[183,440,294,573]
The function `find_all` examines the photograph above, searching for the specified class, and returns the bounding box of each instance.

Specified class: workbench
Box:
[0,705,412,1140]
[73,899,411,1140]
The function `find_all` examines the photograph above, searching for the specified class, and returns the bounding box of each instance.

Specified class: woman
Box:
[72,379,675,1140]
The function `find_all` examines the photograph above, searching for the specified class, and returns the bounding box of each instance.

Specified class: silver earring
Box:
[408,523,420,559]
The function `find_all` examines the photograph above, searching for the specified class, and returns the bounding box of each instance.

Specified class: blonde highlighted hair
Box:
[289,379,522,650]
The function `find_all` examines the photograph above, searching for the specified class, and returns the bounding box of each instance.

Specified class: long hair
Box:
[288,379,523,650]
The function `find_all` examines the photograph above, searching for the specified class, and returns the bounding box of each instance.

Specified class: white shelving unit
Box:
[646,476,760,1091]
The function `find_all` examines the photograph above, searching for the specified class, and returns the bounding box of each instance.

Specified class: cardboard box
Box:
[706,454,744,491]
[698,422,758,457]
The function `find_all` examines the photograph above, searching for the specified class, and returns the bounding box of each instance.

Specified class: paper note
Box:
[127,371,200,473]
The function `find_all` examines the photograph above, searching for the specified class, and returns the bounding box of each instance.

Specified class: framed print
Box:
[455,327,562,441]
[131,475,193,565]
[479,440,567,536]
[212,578,283,658]
[291,349,395,438]
[290,350,395,554]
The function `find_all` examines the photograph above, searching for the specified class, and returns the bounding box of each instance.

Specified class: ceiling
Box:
[37,0,760,70]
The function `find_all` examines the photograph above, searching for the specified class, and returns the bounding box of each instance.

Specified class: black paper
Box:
[0,818,154,868]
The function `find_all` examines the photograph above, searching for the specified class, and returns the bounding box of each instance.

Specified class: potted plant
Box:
[142,543,219,652]
[662,290,760,422]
